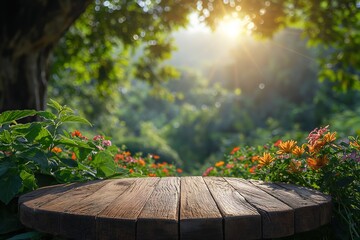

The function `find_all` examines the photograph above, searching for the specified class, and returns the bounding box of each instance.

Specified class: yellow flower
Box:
[276,140,297,154]
[292,145,305,157]
[258,152,275,167]
[215,161,225,167]
[323,132,336,143]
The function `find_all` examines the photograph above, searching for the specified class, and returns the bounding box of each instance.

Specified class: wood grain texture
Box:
[97,177,160,240]
[204,177,261,240]
[19,182,84,230]
[250,180,320,233]
[26,180,108,235]
[19,177,332,240]
[60,178,136,239]
[226,177,294,239]
[180,176,223,240]
[277,182,332,226]
[137,177,180,240]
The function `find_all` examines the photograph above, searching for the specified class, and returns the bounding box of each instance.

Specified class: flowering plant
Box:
[204,126,359,239]
[0,100,181,237]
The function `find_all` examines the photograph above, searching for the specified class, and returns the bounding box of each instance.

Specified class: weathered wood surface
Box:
[180,176,223,240]
[19,177,332,240]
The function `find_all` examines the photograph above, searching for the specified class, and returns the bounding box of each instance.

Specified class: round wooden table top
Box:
[19,177,332,240]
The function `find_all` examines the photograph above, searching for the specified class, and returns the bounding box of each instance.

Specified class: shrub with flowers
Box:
[204,126,359,239]
[0,100,181,237]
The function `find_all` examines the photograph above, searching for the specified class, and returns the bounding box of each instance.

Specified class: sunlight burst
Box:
[217,16,250,39]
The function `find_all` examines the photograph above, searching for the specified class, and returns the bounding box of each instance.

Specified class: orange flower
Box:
[148,173,157,177]
[350,141,360,150]
[251,155,260,162]
[258,152,275,167]
[176,168,183,173]
[138,159,146,166]
[323,132,336,143]
[276,140,297,154]
[129,168,134,173]
[292,145,305,157]
[71,130,82,138]
[307,141,325,154]
[307,156,329,170]
[230,147,240,155]
[162,168,169,175]
[215,161,225,167]
[114,154,125,162]
[71,152,77,160]
[124,151,131,156]
[153,155,160,160]
[51,147,62,153]
[249,165,257,174]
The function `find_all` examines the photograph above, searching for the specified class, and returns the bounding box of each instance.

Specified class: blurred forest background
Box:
[3,1,360,174]
[49,3,360,174]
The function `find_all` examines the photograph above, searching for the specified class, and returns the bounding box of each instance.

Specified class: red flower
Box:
[274,139,282,147]
[71,152,77,160]
[71,130,82,138]
[230,147,240,155]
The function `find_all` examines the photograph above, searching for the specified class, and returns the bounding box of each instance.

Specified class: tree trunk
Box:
[0,0,92,113]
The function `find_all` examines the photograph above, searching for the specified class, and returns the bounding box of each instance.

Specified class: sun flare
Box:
[217,16,249,39]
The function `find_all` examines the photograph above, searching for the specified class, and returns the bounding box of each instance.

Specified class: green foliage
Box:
[0,100,182,237]
[205,126,360,239]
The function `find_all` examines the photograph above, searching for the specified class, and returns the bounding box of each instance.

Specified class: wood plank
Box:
[250,180,320,233]
[226,178,294,238]
[137,177,180,240]
[277,183,332,226]
[180,176,223,240]
[19,182,82,230]
[96,177,160,240]
[25,180,108,235]
[18,184,67,205]
[60,178,136,239]
[204,177,261,240]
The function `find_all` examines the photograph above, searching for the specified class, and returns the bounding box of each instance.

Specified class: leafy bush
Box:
[0,100,181,236]
[204,126,360,240]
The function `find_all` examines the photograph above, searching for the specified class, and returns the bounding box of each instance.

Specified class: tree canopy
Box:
[1,0,359,113]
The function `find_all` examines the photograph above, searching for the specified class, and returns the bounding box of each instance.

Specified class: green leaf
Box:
[59,115,92,126]
[24,123,43,142]
[59,158,78,167]
[0,130,12,144]
[20,170,37,191]
[0,161,11,178]
[34,128,53,148]
[91,151,117,177]
[55,136,93,149]
[47,99,62,112]
[0,173,22,204]
[18,148,49,169]
[37,111,57,120]
[0,110,37,125]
